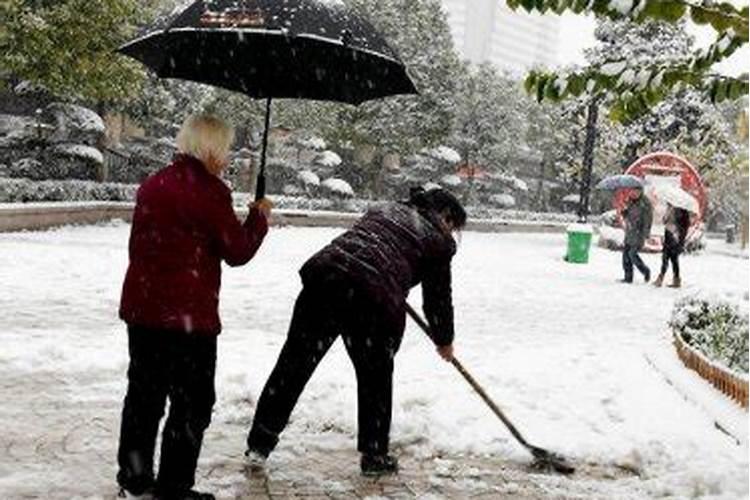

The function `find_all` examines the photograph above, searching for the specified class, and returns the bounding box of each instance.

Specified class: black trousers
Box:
[117,326,216,495]
[660,231,681,278]
[247,278,403,457]
[622,243,650,282]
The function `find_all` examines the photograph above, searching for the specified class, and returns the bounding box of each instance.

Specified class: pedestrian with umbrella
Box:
[595,175,652,283]
[620,187,653,283]
[652,185,698,288]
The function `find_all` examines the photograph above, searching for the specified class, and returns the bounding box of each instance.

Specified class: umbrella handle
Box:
[254,173,266,201]
[255,97,272,201]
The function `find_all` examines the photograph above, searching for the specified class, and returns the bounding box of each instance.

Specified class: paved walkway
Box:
[0,366,638,499]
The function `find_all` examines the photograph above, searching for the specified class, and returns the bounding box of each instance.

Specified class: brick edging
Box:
[673,332,749,409]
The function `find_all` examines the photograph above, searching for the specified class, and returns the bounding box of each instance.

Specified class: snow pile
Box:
[669,292,749,373]
[314,150,342,168]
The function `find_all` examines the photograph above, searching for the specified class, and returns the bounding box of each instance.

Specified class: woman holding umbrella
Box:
[117,114,272,500]
[653,186,697,288]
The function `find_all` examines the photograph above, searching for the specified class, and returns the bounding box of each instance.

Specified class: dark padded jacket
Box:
[299,202,457,346]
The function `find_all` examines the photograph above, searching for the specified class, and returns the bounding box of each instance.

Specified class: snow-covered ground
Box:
[0,221,747,499]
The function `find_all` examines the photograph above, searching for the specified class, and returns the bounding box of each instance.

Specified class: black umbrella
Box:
[119,0,417,199]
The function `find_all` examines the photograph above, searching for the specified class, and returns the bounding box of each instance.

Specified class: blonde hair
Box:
[176,114,235,174]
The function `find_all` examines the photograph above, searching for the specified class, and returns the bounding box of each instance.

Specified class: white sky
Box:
[556,12,750,77]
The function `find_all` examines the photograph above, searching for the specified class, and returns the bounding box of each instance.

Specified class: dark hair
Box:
[408,187,467,229]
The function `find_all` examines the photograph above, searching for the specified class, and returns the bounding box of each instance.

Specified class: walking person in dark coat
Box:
[244,187,466,477]
[620,188,653,283]
[653,204,691,288]
[117,114,272,500]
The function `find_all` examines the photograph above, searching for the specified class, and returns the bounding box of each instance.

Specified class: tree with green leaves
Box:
[0,0,162,104]
[508,0,748,122]
[449,63,526,174]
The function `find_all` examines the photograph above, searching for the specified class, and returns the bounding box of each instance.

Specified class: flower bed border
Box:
[673,331,748,409]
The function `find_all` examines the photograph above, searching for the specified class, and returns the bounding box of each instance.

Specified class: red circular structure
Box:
[613,152,706,251]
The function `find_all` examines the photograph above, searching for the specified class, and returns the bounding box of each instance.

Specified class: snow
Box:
[0,224,747,499]
[52,144,104,165]
[440,174,461,186]
[600,60,627,76]
[315,150,342,167]
[424,146,461,164]
[297,136,327,150]
[320,177,353,197]
[297,170,320,187]
[566,223,592,233]
[610,0,635,15]
[488,193,515,208]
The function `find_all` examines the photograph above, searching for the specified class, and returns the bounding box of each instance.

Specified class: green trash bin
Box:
[565,224,593,263]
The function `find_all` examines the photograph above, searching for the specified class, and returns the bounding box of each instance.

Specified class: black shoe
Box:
[618,278,633,284]
[156,489,215,500]
[360,454,399,477]
[644,269,651,283]
[119,487,156,500]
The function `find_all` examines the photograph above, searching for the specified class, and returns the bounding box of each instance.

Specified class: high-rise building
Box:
[440,0,561,74]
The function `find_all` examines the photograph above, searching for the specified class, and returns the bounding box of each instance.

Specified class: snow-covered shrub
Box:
[297,170,320,188]
[8,158,43,179]
[488,193,516,208]
[45,103,105,145]
[320,177,354,198]
[263,159,298,194]
[40,144,103,180]
[440,174,461,187]
[424,145,460,164]
[669,293,749,373]
[0,177,136,203]
[314,150,342,168]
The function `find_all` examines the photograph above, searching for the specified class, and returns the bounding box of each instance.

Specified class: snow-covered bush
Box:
[321,177,354,198]
[0,177,136,202]
[488,193,516,208]
[45,103,105,145]
[314,150,342,168]
[669,293,749,373]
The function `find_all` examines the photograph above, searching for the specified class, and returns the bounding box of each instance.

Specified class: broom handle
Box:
[405,303,532,450]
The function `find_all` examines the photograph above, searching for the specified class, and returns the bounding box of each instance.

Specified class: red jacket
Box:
[119,154,268,335]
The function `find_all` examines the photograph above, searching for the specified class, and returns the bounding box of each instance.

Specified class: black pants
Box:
[660,231,681,278]
[622,243,650,282]
[247,278,403,457]
[117,326,216,495]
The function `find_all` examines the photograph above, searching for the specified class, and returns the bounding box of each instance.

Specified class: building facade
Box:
[440,0,561,74]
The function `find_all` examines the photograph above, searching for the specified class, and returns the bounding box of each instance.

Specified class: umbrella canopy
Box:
[651,184,700,214]
[118,0,418,198]
[118,0,416,104]
[595,174,644,191]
